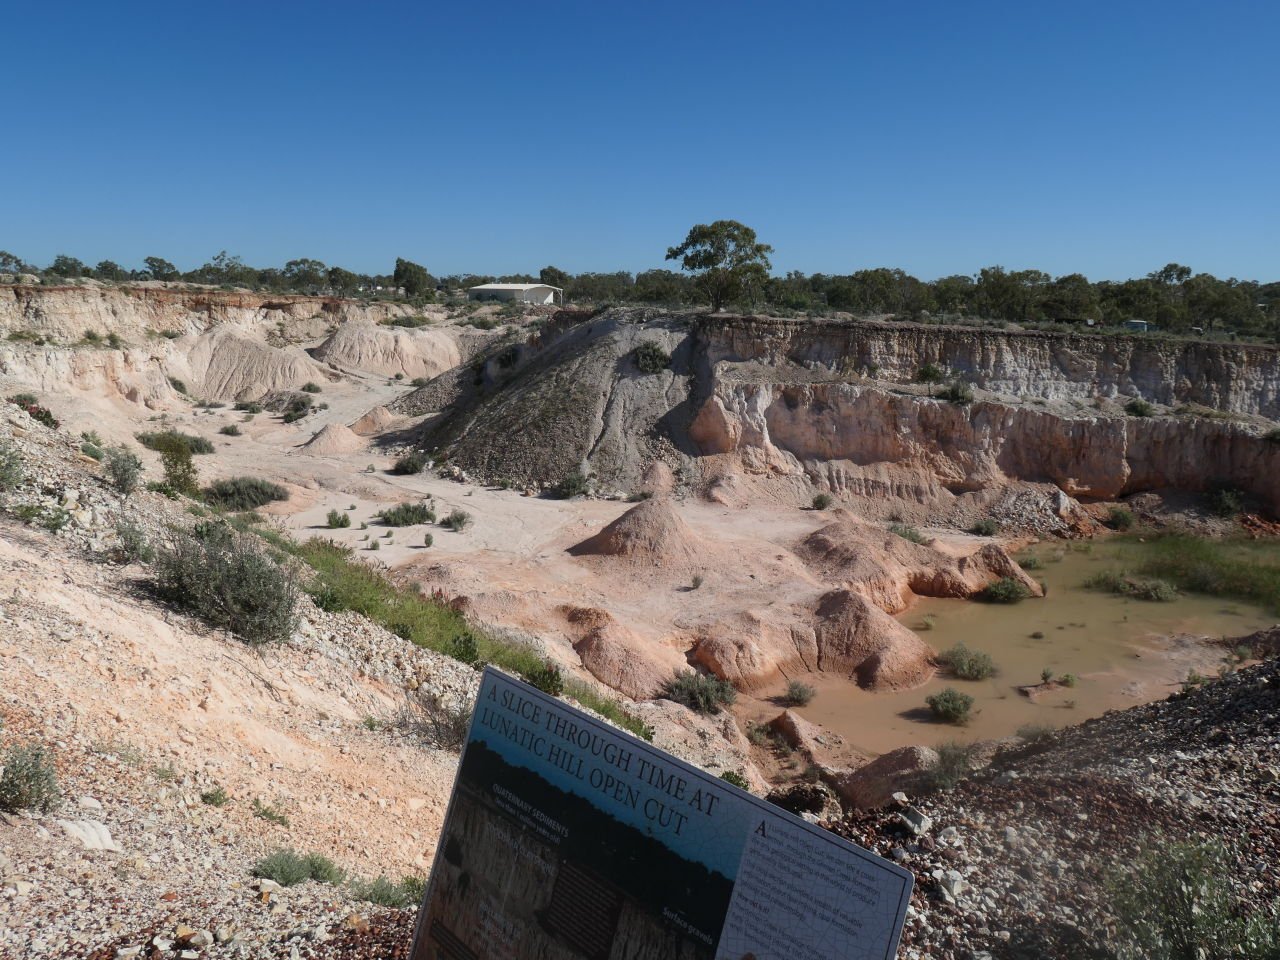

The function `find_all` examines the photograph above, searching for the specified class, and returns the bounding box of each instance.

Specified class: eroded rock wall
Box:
[692,381,1280,507]
[704,315,1280,417]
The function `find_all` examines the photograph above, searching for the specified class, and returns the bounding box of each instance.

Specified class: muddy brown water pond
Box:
[746,541,1275,758]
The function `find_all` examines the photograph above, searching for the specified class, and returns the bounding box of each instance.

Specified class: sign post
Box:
[411,666,913,960]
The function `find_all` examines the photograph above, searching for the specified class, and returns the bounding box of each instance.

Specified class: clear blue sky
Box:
[4,0,1276,281]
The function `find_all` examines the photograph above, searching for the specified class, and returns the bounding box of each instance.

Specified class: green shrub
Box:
[524,662,564,697]
[939,380,973,404]
[0,442,23,490]
[553,471,591,499]
[1019,554,1043,570]
[783,679,816,706]
[719,771,750,790]
[101,446,143,494]
[444,632,479,665]
[410,377,430,387]
[443,509,472,532]
[154,527,298,645]
[916,363,945,384]
[0,744,61,813]
[80,441,103,460]
[633,342,671,374]
[399,689,474,750]
[137,430,213,455]
[200,785,229,806]
[937,643,997,680]
[14,504,71,532]
[1206,486,1244,518]
[379,502,435,526]
[219,424,242,436]
[234,401,263,414]
[252,848,344,887]
[1106,505,1135,530]
[1085,570,1178,601]
[159,448,198,499]
[384,315,432,328]
[926,687,974,724]
[661,670,737,715]
[168,376,189,396]
[300,382,322,394]
[204,476,288,511]
[423,532,434,548]
[890,523,928,544]
[926,741,975,790]
[391,451,428,475]
[1108,840,1280,960]
[251,798,291,826]
[1124,398,1155,417]
[349,875,425,908]
[326,509,351,529]
[977,576,1030,603]
[970,518,999,536]
[111,520,154,564]
[811,493,833,510]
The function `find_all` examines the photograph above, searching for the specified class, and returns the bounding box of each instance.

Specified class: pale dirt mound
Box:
[177,326,328,401]
[350,405,397,436]
[557,605,680,700]
[812,589,936,689]
[569,496,703,566]
[691,591,936,692]
[312,319,461,380]
[797,514,1042,612]
[640,460,676,496]
[690,610,816,691]
[303,421,367,455]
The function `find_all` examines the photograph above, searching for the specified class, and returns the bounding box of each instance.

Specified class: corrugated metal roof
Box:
[467,283,562,292]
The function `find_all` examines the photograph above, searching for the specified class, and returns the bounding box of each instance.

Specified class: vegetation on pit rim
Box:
[660,670,737,715]
[153,523,299,646]
[295,538,651,739]
[926,741,976,791]
[0,743,61,813]
[1107,839,1280,960]
[349,874,427,908]
[252,848,345,887]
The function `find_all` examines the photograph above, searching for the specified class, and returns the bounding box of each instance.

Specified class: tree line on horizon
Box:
[2,245,1275,338]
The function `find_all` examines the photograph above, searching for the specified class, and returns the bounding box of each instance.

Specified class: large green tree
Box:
[143,256,178,280]
[393,258,434,299]
[665,220,773,312]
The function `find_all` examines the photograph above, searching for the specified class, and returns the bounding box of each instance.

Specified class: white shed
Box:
[466,283,563,305]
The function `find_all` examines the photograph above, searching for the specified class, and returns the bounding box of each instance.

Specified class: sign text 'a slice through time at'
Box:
[410,666,914,960]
